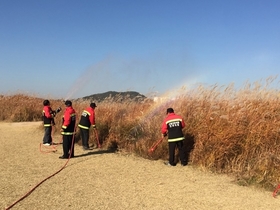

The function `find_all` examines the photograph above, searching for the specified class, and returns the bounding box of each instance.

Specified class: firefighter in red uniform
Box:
[161,108,187,166]
[78,102,97,150]
[60,100,76,159]
[42,100,61,145]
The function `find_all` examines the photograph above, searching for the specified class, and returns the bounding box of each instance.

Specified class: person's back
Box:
[161,108,187,166]
[62,106,76,133]
[162,112,185,142]
[60,100,76,159]
[78,105,95,129]
[78,102,97,150]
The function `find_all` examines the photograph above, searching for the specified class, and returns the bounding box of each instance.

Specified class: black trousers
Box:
[43,126,52,144]
[168,140,187,166]
[80,128,89,148]
[62,135,74,158]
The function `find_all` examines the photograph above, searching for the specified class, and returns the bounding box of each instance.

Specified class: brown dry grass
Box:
[2,122,280,210]
[2,77,280,193]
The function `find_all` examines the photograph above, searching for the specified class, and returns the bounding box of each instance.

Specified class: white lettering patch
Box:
[169,121,180,127]
[81,111,88,117]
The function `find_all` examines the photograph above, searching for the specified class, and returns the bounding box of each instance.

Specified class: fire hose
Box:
[94,128,101,148]
[148,137,164,153]
[5,132,75,210]
[273,183,280,197]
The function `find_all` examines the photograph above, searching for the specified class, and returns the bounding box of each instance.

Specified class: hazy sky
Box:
[1,0,280,99]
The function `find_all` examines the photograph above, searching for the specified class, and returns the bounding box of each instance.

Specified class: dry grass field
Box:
[2,78,280,209]
[2,121,280,210]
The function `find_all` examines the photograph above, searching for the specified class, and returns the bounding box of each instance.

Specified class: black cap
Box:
[43,100,50,106]
[166,108,174,114]
[90,102,97,108]
[65,100,72,107]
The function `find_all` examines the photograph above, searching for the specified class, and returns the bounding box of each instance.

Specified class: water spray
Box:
[64,57,112,100]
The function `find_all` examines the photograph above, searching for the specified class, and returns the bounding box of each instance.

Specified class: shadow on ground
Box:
[73,148,117,158]
[175,133,195,165]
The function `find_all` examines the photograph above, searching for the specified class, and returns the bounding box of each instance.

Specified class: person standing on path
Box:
[161,108,187,166]
[42,99,61,145]
[60,100,76,159]
[78,102,97,150]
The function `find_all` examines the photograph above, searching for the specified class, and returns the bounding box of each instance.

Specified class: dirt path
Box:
[1,122,280,210]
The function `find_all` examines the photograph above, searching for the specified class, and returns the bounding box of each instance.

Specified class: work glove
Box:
[56,107,62,113]
[51,110,56,117]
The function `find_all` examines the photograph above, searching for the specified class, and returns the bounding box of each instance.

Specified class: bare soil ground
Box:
[1,122,280,210]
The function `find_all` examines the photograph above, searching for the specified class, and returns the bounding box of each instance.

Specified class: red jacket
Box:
[61,106,76,135]
[78,107,95,129]
[42,105,55,127]
[161,113,185,142]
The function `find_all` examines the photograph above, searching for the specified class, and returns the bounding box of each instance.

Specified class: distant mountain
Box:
[80,91,147,102]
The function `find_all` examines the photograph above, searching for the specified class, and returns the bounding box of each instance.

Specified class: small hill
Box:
[80,91,147,102]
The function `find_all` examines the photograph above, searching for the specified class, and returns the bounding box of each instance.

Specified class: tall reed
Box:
[1,77,280,190]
